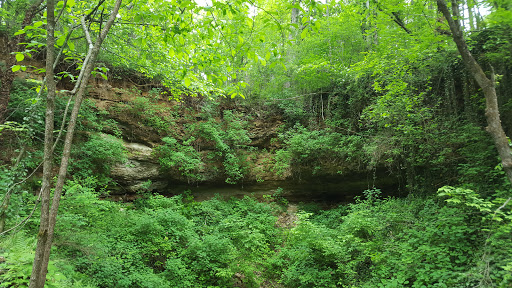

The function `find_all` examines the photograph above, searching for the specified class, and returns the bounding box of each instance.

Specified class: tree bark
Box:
[285,0,301,89]
[437,0,512,185]
[290,0,300,40]
[466,0,475,31]
[29,0,56,284]
[28,0,123,286]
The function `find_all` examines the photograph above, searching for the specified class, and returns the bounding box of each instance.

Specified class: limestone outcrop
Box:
[110,142,167,193]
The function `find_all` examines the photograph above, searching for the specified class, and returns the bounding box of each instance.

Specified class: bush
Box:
[267,192,487,287]
[155,136,203,182]
[69,133,126,188]
[157,109,252,184]
[54,184,281,288]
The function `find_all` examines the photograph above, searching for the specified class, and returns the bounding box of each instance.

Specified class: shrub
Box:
[69,133,126,188]
[155,136,203,183]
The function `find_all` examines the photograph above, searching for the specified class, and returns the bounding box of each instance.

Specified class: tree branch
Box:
[390,12,411,34]
[55,0,67,23]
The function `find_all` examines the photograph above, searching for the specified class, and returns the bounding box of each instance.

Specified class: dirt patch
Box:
[276,204,299,229]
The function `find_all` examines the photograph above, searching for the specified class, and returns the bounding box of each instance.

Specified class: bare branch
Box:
[0,193,41,237]
[390,12,411,34]
[81,16,94,48]
[491,197,511,220]
[53,25,78,70]
[85,0,106,21]
[55,0,67,23]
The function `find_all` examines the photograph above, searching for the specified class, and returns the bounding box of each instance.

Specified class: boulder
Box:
[110,141,168,193]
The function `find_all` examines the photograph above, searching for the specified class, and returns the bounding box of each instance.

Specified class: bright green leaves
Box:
[33,21,43,28]
[437,186,495,213]
[15,53,24,62]
[91,66,109,80]
[92,0,291,99]
[11,51,30,72]
[13,18,46,42]
[56,35,67,47]
[265,51,271,61]
[11,65,26,72]
[184,76,192,87]
[67,40,75,52]
[437,186,512,233]
[57,0,76,10]
[156,136,203,181]
[300,28,309,40]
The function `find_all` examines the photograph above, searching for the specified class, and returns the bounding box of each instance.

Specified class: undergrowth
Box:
[1,182,510,288]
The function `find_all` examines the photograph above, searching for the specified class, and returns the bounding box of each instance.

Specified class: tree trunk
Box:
[29,0,57,284]
[467,0,475,31]
[290,0,300,40]
[28,0,123,286]
[285,0,301,89]
[437,0,512,185]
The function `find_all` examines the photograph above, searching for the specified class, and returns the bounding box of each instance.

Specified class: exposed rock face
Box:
[110,142,168,193]
[82,75,399,196]
[249,117,282,149]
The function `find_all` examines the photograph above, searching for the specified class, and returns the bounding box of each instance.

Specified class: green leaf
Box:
[12,65,21,72]
[300,29,308,39]
[56,36,66,47]
[184,77,191,87]
[33,21,43,28]
[14,30,25,36]
[16,53,24,62]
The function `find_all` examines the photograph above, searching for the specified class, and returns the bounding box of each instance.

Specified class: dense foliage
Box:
[1,183,511,287]
[1,0,511,286]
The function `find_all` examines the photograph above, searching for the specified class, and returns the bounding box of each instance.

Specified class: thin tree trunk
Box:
[290,0,300,40]
[467,0,475,30]
[28,1,122,286]
[29,0,56,285]
[475,5,483,30]
[284,0,301,89]
[437,0,512,184]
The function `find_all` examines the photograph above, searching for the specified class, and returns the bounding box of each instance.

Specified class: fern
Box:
[0,233,35,287]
